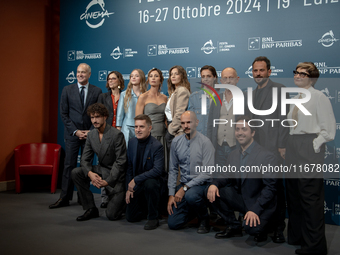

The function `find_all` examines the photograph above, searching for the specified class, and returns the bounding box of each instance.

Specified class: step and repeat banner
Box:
[58,0,340,224]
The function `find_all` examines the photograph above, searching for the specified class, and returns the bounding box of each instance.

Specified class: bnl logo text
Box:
[201,84,311,116]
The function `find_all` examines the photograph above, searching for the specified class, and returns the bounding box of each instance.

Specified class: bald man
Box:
[167,111,215,234]
[207,67,240,167]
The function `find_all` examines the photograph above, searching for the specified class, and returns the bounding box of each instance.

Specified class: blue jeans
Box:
[168,183,209,230]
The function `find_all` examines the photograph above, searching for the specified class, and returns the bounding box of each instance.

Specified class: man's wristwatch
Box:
[183,185,189,192]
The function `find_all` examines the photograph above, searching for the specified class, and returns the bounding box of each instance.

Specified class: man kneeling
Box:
[207,116,278,242]
[125,114,165,230]
[72,103,127,221]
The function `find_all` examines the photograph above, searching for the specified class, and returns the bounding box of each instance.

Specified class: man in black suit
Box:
[207,116,278,242]
[125,114,165,230]
[245,56,289,242]
[49,63,102,209]
[71,103,127,221]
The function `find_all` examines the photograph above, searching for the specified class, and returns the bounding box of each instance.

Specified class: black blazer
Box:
[126,136,165,190]
[97,91,116,126]
[245,79,289,154]
[60,83,102,141]
[212,141,278,220]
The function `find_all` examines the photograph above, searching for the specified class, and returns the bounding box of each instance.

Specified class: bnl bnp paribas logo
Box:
[80,0,114,29]
[318,30,339,47]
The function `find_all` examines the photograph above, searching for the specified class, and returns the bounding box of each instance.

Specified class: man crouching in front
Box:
[72,103,127,221]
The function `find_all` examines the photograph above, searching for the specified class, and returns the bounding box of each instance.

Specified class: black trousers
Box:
[210,185,268,236]
[61,139,86,201]
[72,166,125,221]
[285,134,327,254]
[126,178,161,221]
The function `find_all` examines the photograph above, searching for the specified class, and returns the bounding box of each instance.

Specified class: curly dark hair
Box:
[87,103,109,117]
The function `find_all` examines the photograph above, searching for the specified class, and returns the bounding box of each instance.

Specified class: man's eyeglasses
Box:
[293,70,310,78]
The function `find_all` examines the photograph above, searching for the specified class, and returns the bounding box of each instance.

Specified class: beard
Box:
[254,76,269,86]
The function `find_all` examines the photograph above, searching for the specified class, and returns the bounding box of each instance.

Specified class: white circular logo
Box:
[66,71,76,83]
[110,46,123,60]
[318,30,339,47]
[80,0,114,29]
[201,40,216,54]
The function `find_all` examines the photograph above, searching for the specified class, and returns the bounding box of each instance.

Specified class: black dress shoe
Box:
[100,202,108,208]
[295,249,327,255]
[144,219,159,230]
[76,207,99,221]
[254,232,268,243]
[272,231,285,243]
[49,198,69,209]
[197,219,210,234]
[215,227,243,239]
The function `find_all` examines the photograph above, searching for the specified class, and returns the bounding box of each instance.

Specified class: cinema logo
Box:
[318,30,339,48]
[324,201,332,215]
[200,84,312,128]
[201,40,216,54]
[80,0,114,29]
[110,46,123,60]
[66,71,76,83]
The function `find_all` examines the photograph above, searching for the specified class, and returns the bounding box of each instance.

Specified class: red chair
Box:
[15,143,61,193]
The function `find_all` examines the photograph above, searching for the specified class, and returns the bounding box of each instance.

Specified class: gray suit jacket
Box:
[80,124,127,193]
[60,83,102,141]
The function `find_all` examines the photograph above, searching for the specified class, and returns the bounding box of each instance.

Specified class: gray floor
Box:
[1,190,340,255]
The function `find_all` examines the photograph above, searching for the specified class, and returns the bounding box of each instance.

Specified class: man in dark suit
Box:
[207,67,240,166]
[71,103,127,221]
[125,114,165,230]
[207,116,278,242]
[245,56,289,242]
[49,63,102,209]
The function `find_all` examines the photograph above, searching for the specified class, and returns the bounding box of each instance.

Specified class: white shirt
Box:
[165,94,173,122]
[223,93,233,112]
[287,86,336,153]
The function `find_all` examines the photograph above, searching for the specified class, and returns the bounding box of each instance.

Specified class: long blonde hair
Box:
[124,69,147,112]
[167,65,191,97]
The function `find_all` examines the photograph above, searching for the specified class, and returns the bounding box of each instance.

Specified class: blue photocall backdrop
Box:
[58,0,340,224]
